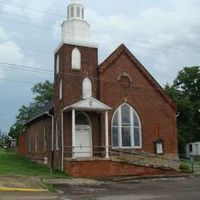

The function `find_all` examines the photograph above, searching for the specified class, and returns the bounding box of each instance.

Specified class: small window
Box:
[44,122,47,151]
[76,113,90,125]
[72,48,81,70]
[82,77,92,99]
[55,118,60,150]
[59,80,62,100]
[189,144,193,153]
[56,55,59,74]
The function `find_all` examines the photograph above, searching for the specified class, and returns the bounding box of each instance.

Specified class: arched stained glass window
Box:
[112,104,142,148]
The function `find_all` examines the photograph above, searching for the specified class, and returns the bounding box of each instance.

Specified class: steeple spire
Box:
[61,0,89,43]
[67,0,85,20]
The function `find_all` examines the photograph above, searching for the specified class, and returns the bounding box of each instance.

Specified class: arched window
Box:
[112,104,142,148]
[56,54,59,74]
[59,80,62,100]
[72,48,81,69]
[82,77,92,99]
[76,112,90,126]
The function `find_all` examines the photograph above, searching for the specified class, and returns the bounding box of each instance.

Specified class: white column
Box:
[105,111,109,159]
[61,111,64,171]
[72,109,76,159]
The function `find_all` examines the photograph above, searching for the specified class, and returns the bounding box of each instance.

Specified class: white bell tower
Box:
[61,0,90,44]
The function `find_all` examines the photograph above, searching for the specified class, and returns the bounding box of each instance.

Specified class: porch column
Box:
[105,111,109,159]
[72,109,76,159]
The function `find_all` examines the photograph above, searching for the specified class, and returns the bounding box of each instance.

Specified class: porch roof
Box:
[63,97,112,112]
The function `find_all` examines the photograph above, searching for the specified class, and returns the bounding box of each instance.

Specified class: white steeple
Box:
[61,0,90,44]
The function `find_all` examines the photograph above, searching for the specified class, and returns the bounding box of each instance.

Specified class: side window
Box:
[82,77,92,99]
[72,48,81,70]
[56,54,59,74]
[55,118,60,150]
[59,80,62,100]
[189,144,193,153]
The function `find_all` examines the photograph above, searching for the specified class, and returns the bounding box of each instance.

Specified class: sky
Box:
[0,0,200,133]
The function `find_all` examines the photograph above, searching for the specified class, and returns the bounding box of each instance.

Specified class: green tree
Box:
[165,66,200,154]
[9,81,54,139]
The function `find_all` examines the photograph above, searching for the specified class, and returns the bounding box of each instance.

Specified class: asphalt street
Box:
[55,176,200,200]
[0,176,200,200]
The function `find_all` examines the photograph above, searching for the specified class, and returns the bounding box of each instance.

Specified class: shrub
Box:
[179,164,192,173]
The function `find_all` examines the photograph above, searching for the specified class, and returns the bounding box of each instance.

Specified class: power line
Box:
[1,1,200,51]
[0,61,53,73]
[0,42,52,56]
[0,78,36,85]
[1,16,200,58]
[0,1,64,18]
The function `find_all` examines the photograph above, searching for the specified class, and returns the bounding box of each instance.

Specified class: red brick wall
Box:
[99,49,178,155]
[54,44,98,110]
[54,44,99,166]
[65,160,178,178]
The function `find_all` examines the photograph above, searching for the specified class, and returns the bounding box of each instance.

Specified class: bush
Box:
[179,164,192,173]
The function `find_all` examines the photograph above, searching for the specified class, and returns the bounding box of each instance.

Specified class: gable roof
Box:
[63,97,112,111]
[99,44,176,112]
[25,100,54,125]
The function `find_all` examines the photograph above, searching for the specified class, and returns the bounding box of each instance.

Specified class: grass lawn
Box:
[0,149,67,178]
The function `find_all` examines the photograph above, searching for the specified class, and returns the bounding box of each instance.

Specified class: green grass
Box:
[180,159,200,173]
[0,149,67,178]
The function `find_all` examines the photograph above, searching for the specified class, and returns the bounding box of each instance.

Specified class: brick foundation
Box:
[65,159,178,178]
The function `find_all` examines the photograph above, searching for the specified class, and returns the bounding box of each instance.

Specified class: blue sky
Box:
[0,0,200,133]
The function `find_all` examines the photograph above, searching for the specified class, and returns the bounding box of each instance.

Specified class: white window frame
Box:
[111,103,142,149]
[59,79,62,100]
[55,118,60,150]
[72,47,81,70]
[56,54,59,74]
[82,77,92,99]
[44,121,47,152]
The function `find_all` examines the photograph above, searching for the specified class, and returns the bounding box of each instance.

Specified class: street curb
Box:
[0,187,48,192]
[106,174,200,182]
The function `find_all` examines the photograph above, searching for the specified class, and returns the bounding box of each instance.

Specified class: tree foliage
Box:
[165,66,200,153]
[9,81,54,139]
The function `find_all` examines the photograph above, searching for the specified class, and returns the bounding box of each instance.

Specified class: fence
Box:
[180,154,200,174]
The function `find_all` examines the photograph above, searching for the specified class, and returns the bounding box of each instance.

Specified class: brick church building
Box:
[20,0,179,177]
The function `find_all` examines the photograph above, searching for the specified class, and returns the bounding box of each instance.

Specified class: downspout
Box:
[46,112,54,169]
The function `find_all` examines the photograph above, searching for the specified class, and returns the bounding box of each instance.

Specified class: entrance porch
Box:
[62,97,112,161]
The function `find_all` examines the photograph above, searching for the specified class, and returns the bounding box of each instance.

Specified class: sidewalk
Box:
[44,173,200,186]
[0,176,48,192]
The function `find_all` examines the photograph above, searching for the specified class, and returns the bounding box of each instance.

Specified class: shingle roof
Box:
[25,100,54,125]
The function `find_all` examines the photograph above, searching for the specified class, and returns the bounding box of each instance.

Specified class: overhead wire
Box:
[0,16,200,58]
[0,1,200,51]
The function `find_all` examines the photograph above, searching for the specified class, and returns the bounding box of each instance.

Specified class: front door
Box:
[74,113,92,158]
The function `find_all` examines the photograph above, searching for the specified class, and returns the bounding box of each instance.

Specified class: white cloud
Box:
[0,27,9,42]
[85,0,200,85]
